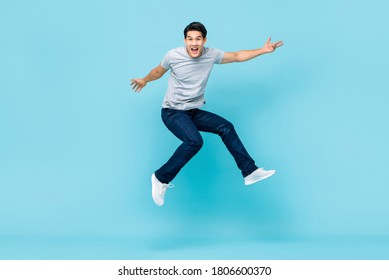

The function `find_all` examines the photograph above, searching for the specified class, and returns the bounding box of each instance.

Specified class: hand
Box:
[130,78,146,93]
[263,37,284,53]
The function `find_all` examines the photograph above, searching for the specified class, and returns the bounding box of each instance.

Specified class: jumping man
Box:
[130,22,283,206]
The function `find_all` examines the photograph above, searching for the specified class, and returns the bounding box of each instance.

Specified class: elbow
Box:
[155,66,167,77]
[153,69,164,78]
[235,52,245,63]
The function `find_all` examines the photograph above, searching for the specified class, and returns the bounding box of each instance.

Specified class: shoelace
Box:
[160,183,174,194]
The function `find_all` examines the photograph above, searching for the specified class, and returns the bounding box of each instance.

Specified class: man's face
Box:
[185,30,207,58]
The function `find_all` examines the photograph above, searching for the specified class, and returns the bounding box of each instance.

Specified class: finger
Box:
[276,40,284,46]
[130,79,140,85]
[271,42,283,50]
[275,41,284,47]
[132,84,139,91]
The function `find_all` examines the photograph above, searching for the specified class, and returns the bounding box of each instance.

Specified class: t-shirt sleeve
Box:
[213,48,225,64]
[160,51,171,70]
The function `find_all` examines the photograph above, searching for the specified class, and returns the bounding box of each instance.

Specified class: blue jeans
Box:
[154,108,258,183]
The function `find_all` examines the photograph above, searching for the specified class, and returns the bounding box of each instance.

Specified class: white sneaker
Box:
[151,173,174,206]
[244,168,275,185]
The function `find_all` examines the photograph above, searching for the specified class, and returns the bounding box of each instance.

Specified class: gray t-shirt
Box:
[160,46,224,110]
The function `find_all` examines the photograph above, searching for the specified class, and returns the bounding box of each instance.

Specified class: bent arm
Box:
[130,65,168,93]
[143,65,168,83]
[221,37,283,64]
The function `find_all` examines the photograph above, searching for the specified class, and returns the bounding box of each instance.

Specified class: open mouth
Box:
[191,47,199,54]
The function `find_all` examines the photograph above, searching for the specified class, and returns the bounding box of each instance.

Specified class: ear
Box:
[203,37,207,44]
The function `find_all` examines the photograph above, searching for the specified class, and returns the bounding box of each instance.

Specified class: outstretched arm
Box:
[221,37,283,64]
[130,65,168,93]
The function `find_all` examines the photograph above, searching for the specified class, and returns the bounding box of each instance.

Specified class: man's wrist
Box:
[260,48,270,55]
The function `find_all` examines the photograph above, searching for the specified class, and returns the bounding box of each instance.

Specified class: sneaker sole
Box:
[244,170,275,186]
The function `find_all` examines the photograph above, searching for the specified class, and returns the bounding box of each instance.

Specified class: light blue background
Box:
[1,0,388,259]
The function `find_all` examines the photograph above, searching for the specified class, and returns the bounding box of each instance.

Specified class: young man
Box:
[131,22,283,206]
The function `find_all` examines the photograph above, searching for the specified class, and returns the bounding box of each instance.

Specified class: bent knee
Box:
[218,121,235,136]
[186,137,203,150]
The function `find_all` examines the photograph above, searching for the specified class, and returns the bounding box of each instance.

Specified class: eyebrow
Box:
[187,36,202,39]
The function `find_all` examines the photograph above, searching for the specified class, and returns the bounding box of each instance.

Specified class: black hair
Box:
[183,22,207,38]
